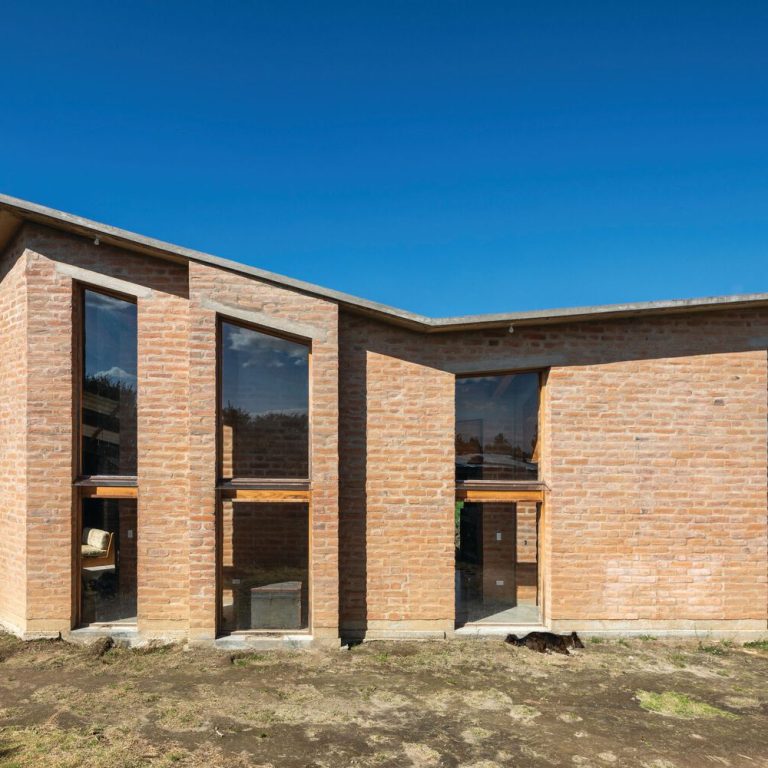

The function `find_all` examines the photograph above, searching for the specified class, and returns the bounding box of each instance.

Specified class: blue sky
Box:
[1,2,767,316]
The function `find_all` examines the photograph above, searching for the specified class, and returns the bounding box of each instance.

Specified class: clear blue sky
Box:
[1,2,767,316]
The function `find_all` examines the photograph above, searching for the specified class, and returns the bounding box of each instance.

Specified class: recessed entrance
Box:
[455,501,539,626]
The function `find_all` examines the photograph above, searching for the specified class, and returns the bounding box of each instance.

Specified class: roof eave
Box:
[2,193,767,333]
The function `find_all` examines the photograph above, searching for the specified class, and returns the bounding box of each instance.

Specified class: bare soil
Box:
[1,632,767,767]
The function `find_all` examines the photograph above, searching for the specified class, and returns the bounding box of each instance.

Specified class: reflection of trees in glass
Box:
[222,404,309,478]
[455,373,540,481]
[82,374,137,476]
[455,431,533,460]
[455,433,482,455]
[84,373,137,401]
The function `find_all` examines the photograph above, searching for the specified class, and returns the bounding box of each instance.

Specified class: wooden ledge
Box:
[79,485,138,499]
[219,488,311,503]
[456,488,544,503]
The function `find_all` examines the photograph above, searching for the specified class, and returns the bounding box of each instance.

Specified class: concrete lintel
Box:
[202,298,328,343]
[445,354,569,374]
[54,262,153,299]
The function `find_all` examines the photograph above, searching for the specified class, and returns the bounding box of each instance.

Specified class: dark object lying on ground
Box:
[505,631,584,655]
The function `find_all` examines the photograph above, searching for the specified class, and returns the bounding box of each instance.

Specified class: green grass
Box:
[637,634,656,641]
[636,690,737,719]
[698,640,732,656]
[743,639,768,651]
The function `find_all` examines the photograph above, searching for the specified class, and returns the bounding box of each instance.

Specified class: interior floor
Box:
[464,602,539,625]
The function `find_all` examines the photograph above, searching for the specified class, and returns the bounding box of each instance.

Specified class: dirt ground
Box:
[0,632,767,768]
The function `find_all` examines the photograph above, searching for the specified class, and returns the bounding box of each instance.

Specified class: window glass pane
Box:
[455,501,539,626]
[220,322,309,479]
[82,290,138,476]
[455,373,539,482]
[220,501,309,631]
[80,498,137,625]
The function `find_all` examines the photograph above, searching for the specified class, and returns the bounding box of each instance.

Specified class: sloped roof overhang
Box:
[2,193,767,333]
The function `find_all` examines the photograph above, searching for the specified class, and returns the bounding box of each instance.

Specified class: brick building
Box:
[0,193,766,645]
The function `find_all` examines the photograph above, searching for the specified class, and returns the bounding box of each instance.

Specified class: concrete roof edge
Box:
[428,292,768,331]
[2,193,767,332]
[0,193,432,329]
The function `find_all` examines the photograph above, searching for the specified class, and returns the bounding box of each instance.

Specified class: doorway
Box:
[455,501,539,626]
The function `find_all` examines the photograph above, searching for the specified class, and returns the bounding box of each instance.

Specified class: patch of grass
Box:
[373,651,389,662]
[743,639,768,651]
[589,637,604,644]
[698,640,732,656]
[669,653,687,669]
[636,690,738,719]
[616,638,630,647]
[638,634,656,641]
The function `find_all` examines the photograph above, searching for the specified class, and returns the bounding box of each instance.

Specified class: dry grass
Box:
[0,633,766,767]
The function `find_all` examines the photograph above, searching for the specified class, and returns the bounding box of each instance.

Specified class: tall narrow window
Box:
[81,289,138,477]
[455,373,539,483]
[220,321,309,480]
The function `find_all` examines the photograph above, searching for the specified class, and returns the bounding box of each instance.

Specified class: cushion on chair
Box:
[82,527,110,551]
[82,543,107,558]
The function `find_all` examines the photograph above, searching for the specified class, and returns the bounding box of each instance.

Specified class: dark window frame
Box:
[75,283,138,484]
[455,368,545,489]
[216,315,312,488]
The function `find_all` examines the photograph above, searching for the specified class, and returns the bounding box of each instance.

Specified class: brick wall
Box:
[339,308,768,635]
[0,235,28,634]
[4,229,339,640]
[547,351,767,629]
[4,220,766,640]
[21,224,190,636]
[338,322,455,636]
[187,261,339,641]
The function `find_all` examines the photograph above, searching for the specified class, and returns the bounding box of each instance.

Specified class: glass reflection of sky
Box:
[84,290,137,387]
[221,322,309,417]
